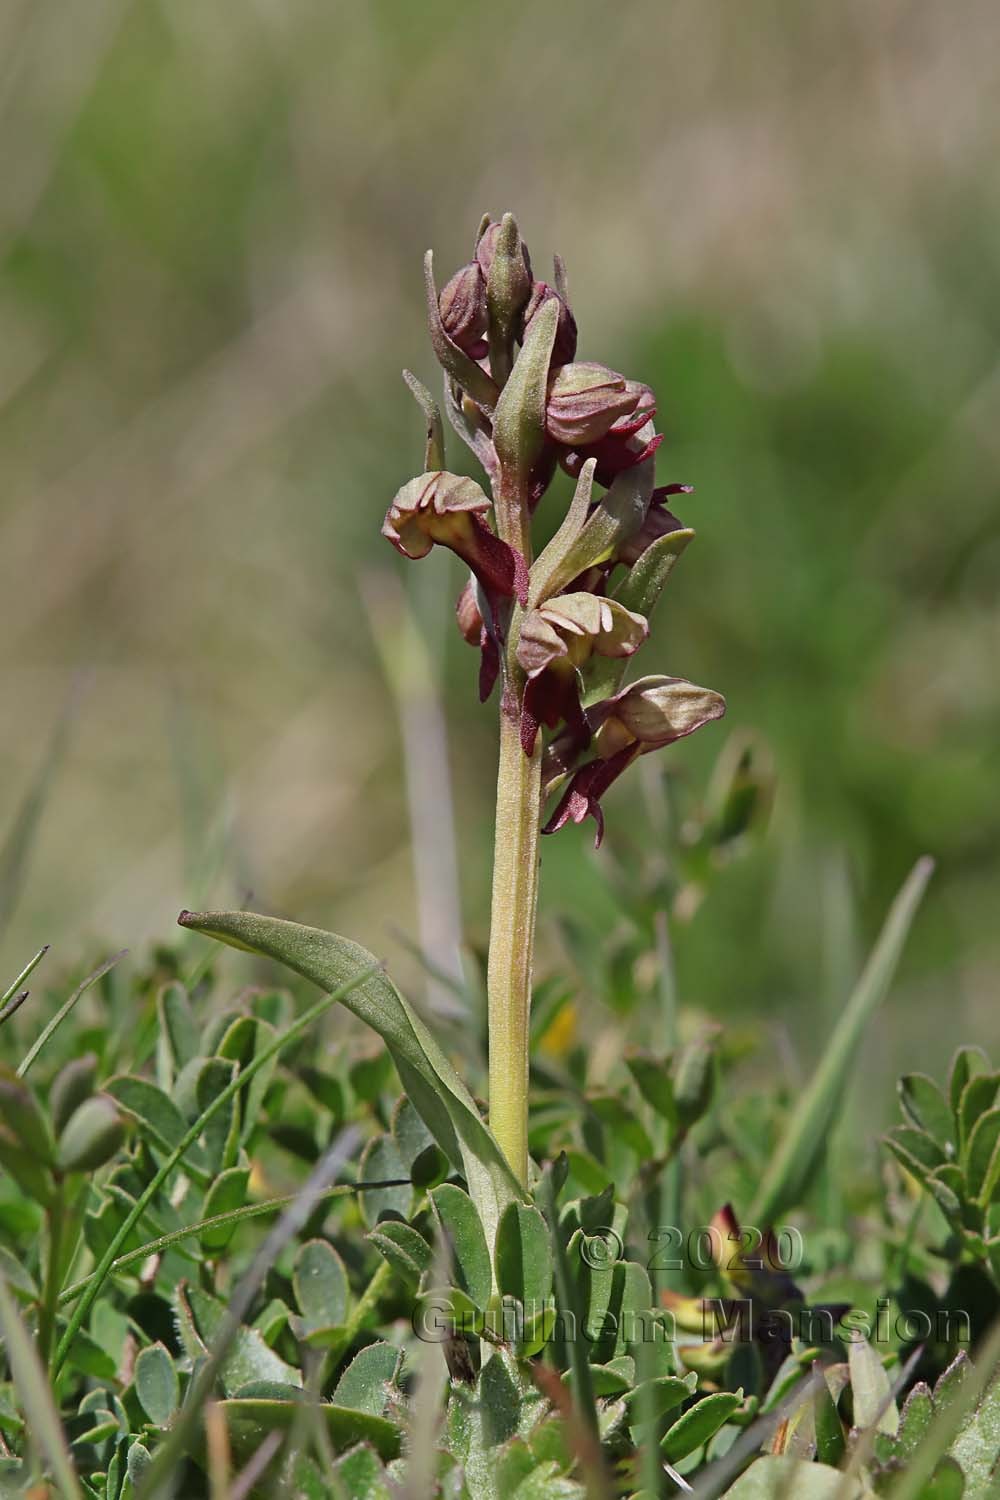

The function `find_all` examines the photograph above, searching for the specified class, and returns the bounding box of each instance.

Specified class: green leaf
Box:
[612,526,694,619]
[157,984,198,1078]
[292,1239,349,1333]
[431,1183,492,1312]
[900,1073,955,1148]
[958,1075,1000,1155]
[896,1382,934,1459]
[947,1364,1000,1498]
[662,1389,743,1462]
[965,1108,1000,1201]
[495,1202,553,1311]
[623,1052,677,1126]
[528,461,597,608]
[177,909,522,1259]
[813,1372,846,1466]
[885,1125,946,1180]
[492,295,558,482]
[105,1076,193,1159]
[332,1342,402,1416]
[176,1284,301,1398]
[0,1064,54,1162]
[216,1396,401,1463]
[623,1374,696,1422]
[359,1133,412,1228]
[949,1047,990,1123]
[134,1342,180,1426]
[194,1057,240,1172]
[0,1129,53,1206]
[848,1333,898,1435]
[674,1036,717,1130]
[537,457,656,609]
[752,857,933,1224]
[199,1167,250,1252]
[367,1221,432,1289]
[125,1441,152,1488]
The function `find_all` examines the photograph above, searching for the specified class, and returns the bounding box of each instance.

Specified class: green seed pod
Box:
[58,1093,127,1173]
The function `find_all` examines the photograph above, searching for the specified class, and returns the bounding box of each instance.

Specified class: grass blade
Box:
[0,1274,82,1499]
[752,856,934,1226]
[17,949,126,1078]
[0,943,49,1012]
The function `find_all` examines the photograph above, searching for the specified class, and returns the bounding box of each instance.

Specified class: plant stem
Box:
[487,692,542,1187]
[39,1180,65,1373]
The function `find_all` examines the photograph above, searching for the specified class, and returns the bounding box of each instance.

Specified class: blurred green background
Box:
[2,0,998,1099]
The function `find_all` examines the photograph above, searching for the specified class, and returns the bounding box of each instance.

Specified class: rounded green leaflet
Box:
[332,1341,402,1417]
[430,1183,492,1313]
[495,1201,553,1311]
[134,1343,179,1427]
[899,1072,955,1149]
[367,1221,432,1289]
[964,1106,1000,1201]
[661,1389,744,1463]
[292,1238,349,1334]
[199,1167,250,1253]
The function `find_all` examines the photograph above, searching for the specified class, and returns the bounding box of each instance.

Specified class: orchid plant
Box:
[382,213,724,1186]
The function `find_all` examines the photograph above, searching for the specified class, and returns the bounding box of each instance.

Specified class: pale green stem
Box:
[487,695,542,1187]
[38,1180,65,1373]
[487,465,541,1188]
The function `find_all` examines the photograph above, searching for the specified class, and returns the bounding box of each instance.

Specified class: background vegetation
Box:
[2,0,999,1116]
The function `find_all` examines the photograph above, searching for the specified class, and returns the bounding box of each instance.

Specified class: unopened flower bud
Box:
[523,281,577,366]
[439,263,488,355]
[57,1094,126,1173]
[545,362,641,446]
[476,218,532,283]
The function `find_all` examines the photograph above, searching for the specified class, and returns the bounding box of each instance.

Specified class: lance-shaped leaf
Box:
[402,369,445,470]
[382,471,527,606]
[177,910,523,1262]
[529,459,597,606]
[424,250,499,413]
[531,448,656,602]
[492,295,559,484]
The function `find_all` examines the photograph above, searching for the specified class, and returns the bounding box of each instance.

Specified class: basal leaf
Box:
[177,910,522,1260]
